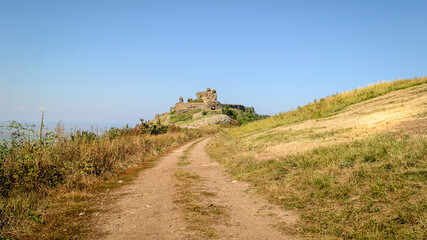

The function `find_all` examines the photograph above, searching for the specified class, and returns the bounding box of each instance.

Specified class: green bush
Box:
[221,105,238,119]
[222,105,268,125]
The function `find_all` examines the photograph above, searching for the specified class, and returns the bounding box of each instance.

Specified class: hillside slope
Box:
[207,78,427,239]
[242,82,426,157]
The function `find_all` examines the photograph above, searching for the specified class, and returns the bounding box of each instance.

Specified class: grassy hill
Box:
[156,105,266,127]
[207,77,427,239]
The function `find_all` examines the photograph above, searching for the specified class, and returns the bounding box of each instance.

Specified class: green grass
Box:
[177,160,191,166]
[175,116,206,126]
[169,110,222,126]
[208,132,427,239]
[169,109,202,124]
[234,77,427,135]
[177,155,191,166]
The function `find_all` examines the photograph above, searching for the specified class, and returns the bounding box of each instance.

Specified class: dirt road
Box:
[98,138,297,239]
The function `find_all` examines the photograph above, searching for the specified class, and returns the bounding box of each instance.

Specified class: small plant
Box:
[177,155,191,166]
[28,212,44,224]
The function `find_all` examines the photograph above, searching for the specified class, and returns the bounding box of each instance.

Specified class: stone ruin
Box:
[168,88,245,115]
[196,88,217,102]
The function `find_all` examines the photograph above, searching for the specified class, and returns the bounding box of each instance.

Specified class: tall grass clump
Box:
[208,132,426,239]
[235,77,427,135]
[0,119,212,239]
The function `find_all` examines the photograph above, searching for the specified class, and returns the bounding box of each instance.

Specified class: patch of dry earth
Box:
[97,139,297,239]
[245,84,427,157]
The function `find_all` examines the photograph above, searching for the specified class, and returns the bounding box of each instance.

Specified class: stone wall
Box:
[174,102,225,114]
[205,101,222,111]
[175,102,204,114]
[170,88,246,115]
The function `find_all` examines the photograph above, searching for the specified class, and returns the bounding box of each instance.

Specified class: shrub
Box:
[221,105,238,119]
[222,105,268,125]
[0,120,206,239]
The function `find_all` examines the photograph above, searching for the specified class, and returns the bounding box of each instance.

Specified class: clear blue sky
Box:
[1,0,426,125]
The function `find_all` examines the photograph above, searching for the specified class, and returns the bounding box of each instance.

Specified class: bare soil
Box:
[97,139,297,239]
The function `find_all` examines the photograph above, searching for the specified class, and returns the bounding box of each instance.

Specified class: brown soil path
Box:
[98,139,297,239]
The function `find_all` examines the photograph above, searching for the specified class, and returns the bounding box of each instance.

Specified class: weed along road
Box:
[99,138,298,239]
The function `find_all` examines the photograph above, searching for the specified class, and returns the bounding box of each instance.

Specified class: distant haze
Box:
[1,1,426,124]
[0,121,132,141]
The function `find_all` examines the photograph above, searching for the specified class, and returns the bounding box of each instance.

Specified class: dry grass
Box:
[27,158,159,240]
[172,169,229,239]
[235,77,427,135]
[239,82,427,158]
[207,78,427,239]
[0,127,213,239]
[208,132,426,239]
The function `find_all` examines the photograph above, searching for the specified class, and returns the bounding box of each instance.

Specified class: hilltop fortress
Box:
[170,88,245,114]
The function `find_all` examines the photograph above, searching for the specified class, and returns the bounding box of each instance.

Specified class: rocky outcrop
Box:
[181,114,232,129]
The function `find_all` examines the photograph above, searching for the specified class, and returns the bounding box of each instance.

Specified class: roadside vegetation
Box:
[207,77,427,239]
[0,119,215,239]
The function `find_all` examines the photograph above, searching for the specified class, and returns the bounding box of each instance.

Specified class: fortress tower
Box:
[169,88,245,114]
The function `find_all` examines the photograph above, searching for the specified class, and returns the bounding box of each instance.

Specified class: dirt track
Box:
[98,139,297,239]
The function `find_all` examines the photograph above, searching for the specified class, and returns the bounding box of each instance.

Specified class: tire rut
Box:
[99,138,298,239]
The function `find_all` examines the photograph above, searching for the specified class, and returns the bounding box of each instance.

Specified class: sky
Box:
[1,0,426,126]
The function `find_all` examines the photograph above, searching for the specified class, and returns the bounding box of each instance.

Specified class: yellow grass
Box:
[207,77,427,239]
